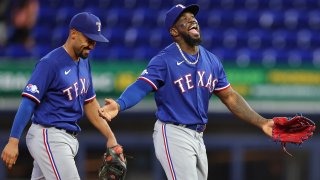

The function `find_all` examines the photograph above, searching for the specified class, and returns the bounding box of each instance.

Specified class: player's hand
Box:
[261,119,274,138]
[1,137,19,170]
[98,98,119,121]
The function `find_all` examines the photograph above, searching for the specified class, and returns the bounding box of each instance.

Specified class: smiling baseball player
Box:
[98,4,276,180]
[1,12,120,179]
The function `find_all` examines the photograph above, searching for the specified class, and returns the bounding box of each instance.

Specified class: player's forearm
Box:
[116,79,153,111]
[91,119,118,147]
[10,97,36,139]
[221,90,267,128]
[84,99,117,141]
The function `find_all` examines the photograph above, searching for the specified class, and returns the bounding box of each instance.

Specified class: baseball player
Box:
[1,12,119,179]
[99,4,274,180]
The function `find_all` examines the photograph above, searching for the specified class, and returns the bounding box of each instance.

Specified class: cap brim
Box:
[83,33,109,43]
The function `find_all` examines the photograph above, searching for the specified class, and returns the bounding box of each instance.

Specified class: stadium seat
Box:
[233,9,260,28]
[307,30,320,47]
[223,28,247,48]
[312,48,320,67]
[83,6,105,19]
[206,10,233,28]
[247,29,272,49]
[244,0,267,9]
[305,0,319,9]
[32,25,52,44]
[308,10,320,30]
[283,9,308,30]
[124,27,151,47]
[102,27,125,45]
[5,44,32,58]
[268,0,284,9]
[236,48,262,66]
[155,9,166,27]
[149,28,171,48]
[211,48,237,62]
[44,0,64,9]
[105,46,133,60]
[51,26,69,47]
[291,0,308,9]
[133,46,159,61]
[259,10,284,29]
[296,29,313,49]
[262,48,288,66]
[147,0,164,9]
[90,43,110,60]
[123,0,152,9]
[195,10,208,27]
[55,7,79,26]
[131,8,158,27]
[94,0,115,8]
[31,44,52,59]
[271,29,297,49]
[288,49,313,67]
[220,0,237,9]
[104,8,133,28]
[197,0,214,10]
[201,28,223,49]
[101,26,125,45]
[37,6,56,26]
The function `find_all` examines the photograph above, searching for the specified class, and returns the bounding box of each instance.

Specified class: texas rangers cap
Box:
[165,4,199,30]
[69,12,109,43]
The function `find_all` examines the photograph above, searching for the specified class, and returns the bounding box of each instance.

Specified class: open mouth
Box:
[188,24,199,35]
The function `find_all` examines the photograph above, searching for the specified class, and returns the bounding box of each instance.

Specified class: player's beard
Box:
[180,31,202,46]
[78,52,88,59]
[78,48,90,59]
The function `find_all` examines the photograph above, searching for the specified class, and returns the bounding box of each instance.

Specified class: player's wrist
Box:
[115,99,125,111]
[116,102,120,111]
[8,137,20,144]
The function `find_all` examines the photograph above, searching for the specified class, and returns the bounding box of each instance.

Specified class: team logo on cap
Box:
[96,22,101,32]
[26,84,40,94]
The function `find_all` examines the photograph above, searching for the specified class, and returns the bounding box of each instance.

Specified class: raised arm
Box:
[215,86,274,137]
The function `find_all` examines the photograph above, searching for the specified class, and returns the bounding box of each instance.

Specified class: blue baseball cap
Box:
[165,4,199,30]
[69,12,109,43]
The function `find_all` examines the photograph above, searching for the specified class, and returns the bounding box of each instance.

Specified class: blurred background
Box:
[0,0,320,179]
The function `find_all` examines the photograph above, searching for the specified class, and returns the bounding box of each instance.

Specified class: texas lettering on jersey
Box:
[174,70,217,93]
[62,78,89,101]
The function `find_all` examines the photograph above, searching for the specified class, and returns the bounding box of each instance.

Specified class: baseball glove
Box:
[272,114,316,156]
[99,145,127,180]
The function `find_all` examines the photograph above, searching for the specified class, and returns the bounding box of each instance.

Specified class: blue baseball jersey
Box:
[22,47,95,132]
[139,43,230,125]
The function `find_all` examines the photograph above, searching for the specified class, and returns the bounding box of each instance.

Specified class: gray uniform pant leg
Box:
[26,124,80,180]
[153,120,208,180]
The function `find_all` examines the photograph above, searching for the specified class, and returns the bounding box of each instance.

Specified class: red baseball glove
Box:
[272,114,316,156]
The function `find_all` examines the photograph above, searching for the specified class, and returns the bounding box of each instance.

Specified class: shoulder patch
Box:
[26,84,40,94]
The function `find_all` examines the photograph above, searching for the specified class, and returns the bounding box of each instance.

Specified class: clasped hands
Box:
[98,98,119,121]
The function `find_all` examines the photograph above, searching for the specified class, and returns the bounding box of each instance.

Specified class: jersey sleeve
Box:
[22,59,54,104]
[138,55,167,91]
[214,57,231,92]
